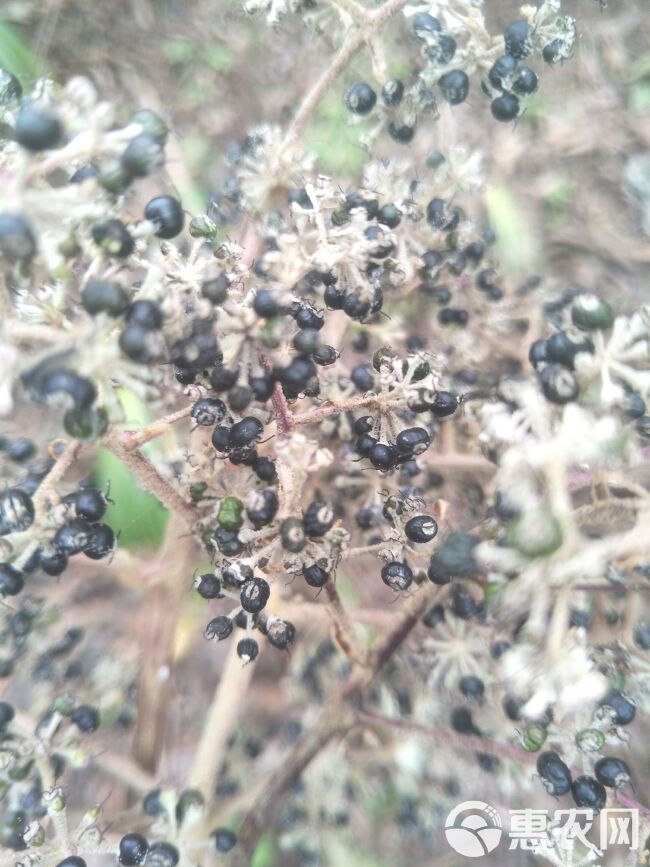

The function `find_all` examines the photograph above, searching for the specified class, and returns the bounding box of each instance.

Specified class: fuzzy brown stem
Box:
[292,394,387,426]
[121,405,191,451]
[32,440,84,515]
[271,382,294,436]
[104,433,198,527]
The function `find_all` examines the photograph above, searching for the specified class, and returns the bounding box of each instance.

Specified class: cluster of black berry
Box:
[529,292,649,431]
[197,564,295,661]
[1,437,115,599]
[195,495,348,654]
[344,5,577,140]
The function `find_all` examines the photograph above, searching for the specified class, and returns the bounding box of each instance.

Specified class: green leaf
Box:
[202,44,233,73]
[251,833,276,867]
[162,38,194,65]
[483,581,505,602]
[630,82,650,115]
[485,184,540,276]
[305,91,368,176]
[543,174,572,226]
[0,20,41,86]
[627,51,650,83]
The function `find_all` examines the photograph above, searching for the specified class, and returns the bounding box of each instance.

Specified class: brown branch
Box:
[284,31,368,143]
[359,712,650,819]
[271,382,294,436]
[261,353,294,436]
[5,321,69,344]
[341,541,388,560]
[32,440,84,515]
[233,580,441,862]
[292,394,385,426]
[121,406,191,451]
[360,580,437,682]
[91,747,158,794]
[103,432,198,527]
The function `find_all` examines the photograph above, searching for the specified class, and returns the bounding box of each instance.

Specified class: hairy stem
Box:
[292,393,391,426]
[32,440,84,515]
[104,432,198,527]
[271,381,294,436]
[121,405,191,451]
[341,540,388,560]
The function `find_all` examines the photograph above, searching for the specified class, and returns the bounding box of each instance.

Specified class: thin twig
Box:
[341,541,389,560]
[292,394,385,426]
[271,382,294,436]
[32,441,84,515]
[121,406,191,451]
[284,30,369,143]
[90,748,158,794]
[4,321,69,344]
